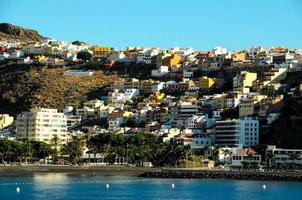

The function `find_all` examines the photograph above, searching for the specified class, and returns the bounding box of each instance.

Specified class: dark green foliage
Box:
[77,51,92,61]
[86,132,193,167]
[0,139,53,163]
[262,97,302,148]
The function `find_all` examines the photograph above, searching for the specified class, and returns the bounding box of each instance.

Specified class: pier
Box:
[139,169,302,181]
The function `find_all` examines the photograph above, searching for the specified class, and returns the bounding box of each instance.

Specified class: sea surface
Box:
[0,173,301,200]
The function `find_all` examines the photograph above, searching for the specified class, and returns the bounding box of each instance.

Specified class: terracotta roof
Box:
[233,149,257,156]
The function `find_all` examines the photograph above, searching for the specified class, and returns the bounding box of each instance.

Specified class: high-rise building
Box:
[16,108,68,144]
[215,117,259,147]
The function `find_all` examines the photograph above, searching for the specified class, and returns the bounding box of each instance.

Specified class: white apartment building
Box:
[108,117,124,132]
[266,145,302,166]
[21,45,50,55]
[186,115,208,129]
[188,134,214,149]
[248,46,265,60]
[177,101,198,120]
[109,50,126,61]
[174,47,194,58]
[226,93,247,108]
[16,108,68,144]
[215,117,259,147]
[76,99,106,119]
[136,49,146,63]
[151,66,169,77]
[109,89,140,104]
[212,46,227,56]
[143,49,159,64]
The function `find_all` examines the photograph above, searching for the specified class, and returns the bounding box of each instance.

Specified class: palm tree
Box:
[221,149,232,164]
[211,145,220,163]
[37,142,53,164]
[265,151,274,168]
[246,150,254,168]
[62,136,85,164]
[86,140,95,163]
[51,135,61,163]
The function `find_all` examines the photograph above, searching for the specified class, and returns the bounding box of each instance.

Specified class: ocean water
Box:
[0,173,301,200]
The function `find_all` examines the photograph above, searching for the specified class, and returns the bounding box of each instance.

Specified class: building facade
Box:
[215,118,259,147]
[16,108,68,144]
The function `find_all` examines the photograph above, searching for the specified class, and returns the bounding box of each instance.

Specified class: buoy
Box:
[171,183,175,188]
[16,187,20,193]
[262,184,266,190]
[106,183,110,188]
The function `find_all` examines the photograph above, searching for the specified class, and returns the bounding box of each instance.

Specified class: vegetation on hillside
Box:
[0,64,118,115]
[262,96,302,148]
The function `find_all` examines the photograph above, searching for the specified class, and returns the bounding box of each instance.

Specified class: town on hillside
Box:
[1,36,302,170]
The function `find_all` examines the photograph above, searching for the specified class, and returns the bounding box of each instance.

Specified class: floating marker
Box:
[106,184,110,188]
[262,184,266,190]
[171,183,175,188]
[16,187,20,193]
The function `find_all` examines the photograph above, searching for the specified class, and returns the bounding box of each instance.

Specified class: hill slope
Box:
[0,23,46,42]
[0,64,118,115]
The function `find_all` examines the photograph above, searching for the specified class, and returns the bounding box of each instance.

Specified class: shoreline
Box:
[0,165,160,176]
[1,166,302,182]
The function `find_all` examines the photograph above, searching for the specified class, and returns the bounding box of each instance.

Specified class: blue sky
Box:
[1,0,302,50]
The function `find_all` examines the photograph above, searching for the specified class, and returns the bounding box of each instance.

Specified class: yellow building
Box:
[239,99,255,118]
[150,92,165,102]
[233,71,257,89]
[34,55,47,62]
[188,80,196,88]
[199,76,215,90]
[89,46,111,56]
[0,114,14,129]
[163,54,181,67]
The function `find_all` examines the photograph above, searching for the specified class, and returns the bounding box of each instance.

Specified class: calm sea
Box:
[0,173,301,200]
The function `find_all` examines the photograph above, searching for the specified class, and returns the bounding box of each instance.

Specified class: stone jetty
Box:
[139,169,302,181]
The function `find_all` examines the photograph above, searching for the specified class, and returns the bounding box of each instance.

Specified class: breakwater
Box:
[139,170,302,181]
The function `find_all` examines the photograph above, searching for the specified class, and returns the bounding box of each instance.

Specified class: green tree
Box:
[221,148,232,164]
[32,141,53,163]
[77,51,92,61]
[265,151,274,168]
[51,135,61,163]
[62,136,85,164]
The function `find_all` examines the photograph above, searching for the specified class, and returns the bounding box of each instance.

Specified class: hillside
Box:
[0,23,46,42]
[0,64,118,115]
